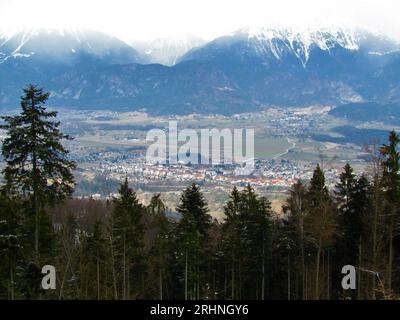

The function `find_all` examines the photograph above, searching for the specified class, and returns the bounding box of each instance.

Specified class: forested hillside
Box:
[1,86,400,300]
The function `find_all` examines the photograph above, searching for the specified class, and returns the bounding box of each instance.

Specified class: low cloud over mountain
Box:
[1,26,400,115]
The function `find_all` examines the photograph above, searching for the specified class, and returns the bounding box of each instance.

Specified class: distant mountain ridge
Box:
[180,26,363,66]
[1,26,400,115]
[132,36,206,66]
[329,102,400,125]
[0,28,144,65]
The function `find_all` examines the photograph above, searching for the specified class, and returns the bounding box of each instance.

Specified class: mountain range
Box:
[1,26,400,115]
[131,36,205,66]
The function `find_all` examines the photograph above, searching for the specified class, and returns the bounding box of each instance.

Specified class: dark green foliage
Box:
[1,85,75,203]
[0,85,76,260]
[332,164,369,299]
[282,180,309,300]
[220,186,241,299]
[0,190,24,299]
[334,164,363,265]
[380,130,400,292]
[2,89,400,300]
[220,185,273,299]
[146,194,171,299]
[173,184,211,299]
[110,178,145,299]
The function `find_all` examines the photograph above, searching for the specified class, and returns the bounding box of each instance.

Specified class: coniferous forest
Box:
[1,86,400,300]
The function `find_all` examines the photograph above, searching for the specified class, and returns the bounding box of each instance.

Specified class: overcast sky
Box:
[0,0,399,42]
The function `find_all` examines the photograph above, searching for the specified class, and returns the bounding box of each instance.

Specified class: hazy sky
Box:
[0,0,399,42]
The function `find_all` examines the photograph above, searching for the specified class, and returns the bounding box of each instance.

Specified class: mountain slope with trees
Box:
[1,86,400,299]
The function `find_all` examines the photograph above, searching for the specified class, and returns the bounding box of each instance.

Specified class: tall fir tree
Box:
[333,164,363,299]
[367,143,387,299]
[0,85,76,262]
[86,220,108,299]
[110,178,145,299]
[174,184,211,299]
[306,165,337,299]
[235,184,272,299]
[221,186,241,299]
[147,194,171,299]
[282,180,308,299]
[334,164,360,264]
[353,174,371,298]
[380,130,400,292]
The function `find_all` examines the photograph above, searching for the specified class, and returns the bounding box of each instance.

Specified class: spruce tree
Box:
[86,220,108,299]
[380,130,400,292]
[0,85,76,260]
[175,183,211,299]
[334,164,360,264]
[147,194,170,299]
[368,145,386,299]
[111,178,144,299]
[353,174,371,298]
[333,164,363,299]
[306,165,336,299]
[235,184,272,299]
[221,186,241,299]
[282,180,308,299]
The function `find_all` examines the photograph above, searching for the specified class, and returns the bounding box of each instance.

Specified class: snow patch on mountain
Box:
[0,27,143,64]
[239,26,361,67]
[133,36,205,66]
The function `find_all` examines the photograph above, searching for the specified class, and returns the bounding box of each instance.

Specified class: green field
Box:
[255,137,292,159]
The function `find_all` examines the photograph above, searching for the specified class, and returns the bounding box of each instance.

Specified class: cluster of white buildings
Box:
[84,156,340,191]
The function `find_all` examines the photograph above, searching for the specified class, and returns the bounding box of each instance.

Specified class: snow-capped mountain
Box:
[181,26,398,67]
[1,26,400,115]
[243,26,360,67]
[0,28,144,65]
[132,36,205,66]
